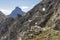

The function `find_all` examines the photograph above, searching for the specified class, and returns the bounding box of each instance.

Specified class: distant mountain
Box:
[9,7,25,18]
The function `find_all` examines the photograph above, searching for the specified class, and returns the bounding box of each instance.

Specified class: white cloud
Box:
[0,6,34,15]
[20,6,30,12]
[20,5,35,12]
[20,6,29,10]
[0,9,12,15]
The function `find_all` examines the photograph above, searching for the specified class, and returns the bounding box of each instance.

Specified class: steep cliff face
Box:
[1,0,60,40]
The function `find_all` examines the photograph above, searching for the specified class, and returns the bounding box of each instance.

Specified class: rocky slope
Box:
[0,0,60,40]
[0,11,7,23]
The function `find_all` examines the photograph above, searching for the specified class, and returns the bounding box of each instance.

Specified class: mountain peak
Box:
[9,6,25,18]
[16,6,19,8]
[15,7,22,11]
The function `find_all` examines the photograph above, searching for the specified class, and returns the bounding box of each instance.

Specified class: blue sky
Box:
[0,0,42,15]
